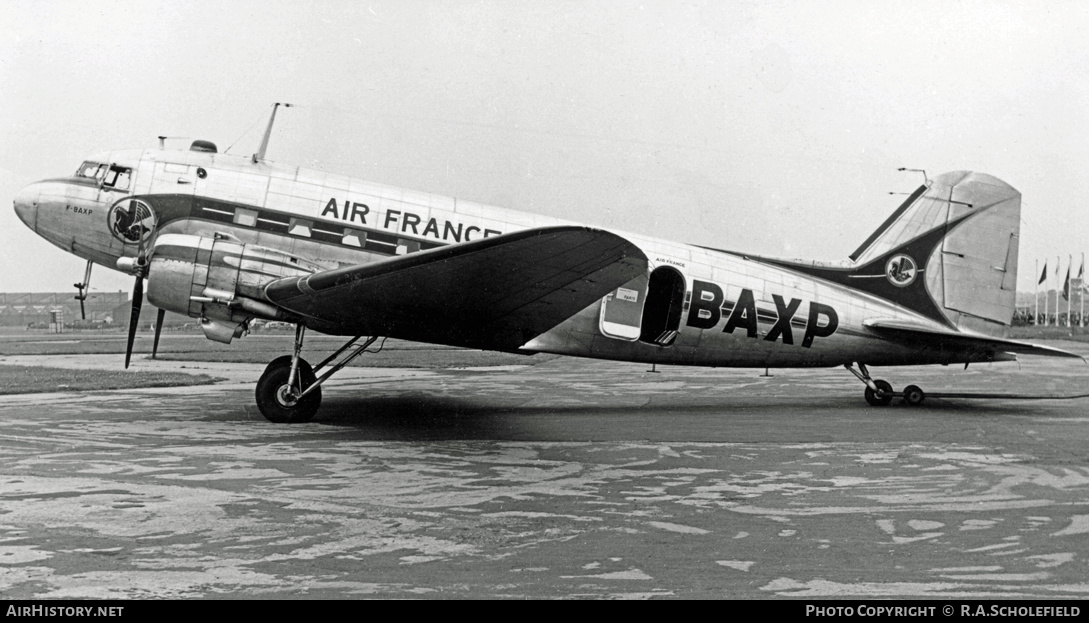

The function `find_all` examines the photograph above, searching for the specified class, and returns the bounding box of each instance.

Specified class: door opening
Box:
[639,266,686,346]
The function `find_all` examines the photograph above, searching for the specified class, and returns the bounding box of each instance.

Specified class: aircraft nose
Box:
[13,182,40,231]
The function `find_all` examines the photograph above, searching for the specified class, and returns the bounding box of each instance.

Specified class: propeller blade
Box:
[151,308,165,359]
[125,277,143,369]
[78,295,86,321]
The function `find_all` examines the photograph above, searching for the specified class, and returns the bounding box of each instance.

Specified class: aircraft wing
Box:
[863,319,1084,360]
[263,226,648,350]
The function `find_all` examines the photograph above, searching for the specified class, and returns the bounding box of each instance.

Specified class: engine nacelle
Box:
[146,233,323,343]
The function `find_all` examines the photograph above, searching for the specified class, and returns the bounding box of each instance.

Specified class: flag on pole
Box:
[1056,255,1063,319]
[1063,265,1071,301]
[1044,258,1050,325]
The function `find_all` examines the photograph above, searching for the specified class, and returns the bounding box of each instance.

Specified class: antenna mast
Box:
[156,136,188,149]
[253,102,293,163]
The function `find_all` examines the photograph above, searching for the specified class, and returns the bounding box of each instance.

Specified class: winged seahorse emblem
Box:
[885,254,917,287]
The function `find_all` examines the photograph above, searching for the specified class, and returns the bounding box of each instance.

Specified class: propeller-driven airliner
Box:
[13,107,1078,422]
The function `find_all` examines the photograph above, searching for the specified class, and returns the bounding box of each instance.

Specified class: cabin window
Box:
[341,229,365,247]
[396,238,421,255]
[288,218,312,238]
[233,208,258,227]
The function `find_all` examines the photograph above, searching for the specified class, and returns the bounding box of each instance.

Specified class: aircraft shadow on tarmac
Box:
[215,390,1088,442]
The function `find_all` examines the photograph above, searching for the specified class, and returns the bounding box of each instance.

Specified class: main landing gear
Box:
[844,363,926,407]
[254,325,381,423]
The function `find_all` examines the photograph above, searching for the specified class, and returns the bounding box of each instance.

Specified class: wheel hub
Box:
[276,384,299,407]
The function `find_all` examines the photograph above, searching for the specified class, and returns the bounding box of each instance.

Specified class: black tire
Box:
[902,384,925,406]
[255,355,321,423]
[864,379,894,406]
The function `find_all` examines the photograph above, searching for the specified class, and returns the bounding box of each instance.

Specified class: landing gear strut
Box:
[74,260,93,320]
[845,363,893,406]
[254,325,381,423]
[844,363,926,407]
[865,379,895,406]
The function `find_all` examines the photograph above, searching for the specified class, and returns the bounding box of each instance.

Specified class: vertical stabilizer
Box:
[849,171,1021,335]
[763,172,1021,337]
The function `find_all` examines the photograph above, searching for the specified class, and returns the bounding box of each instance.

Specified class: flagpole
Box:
[1081,252,1085,328]
[1041,257,1049,326]
[1035,258,1040,326]
[1068,254,1073,328]
[1056,255,1061,326]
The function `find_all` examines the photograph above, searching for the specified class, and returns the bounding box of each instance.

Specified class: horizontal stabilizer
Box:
[863,319,1084,360]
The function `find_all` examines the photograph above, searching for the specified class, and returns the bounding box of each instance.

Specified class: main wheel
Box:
[902,384,925,406]
[864,379,894,406]
[255,355,322,423]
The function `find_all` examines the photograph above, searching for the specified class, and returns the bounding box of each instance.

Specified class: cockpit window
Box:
[74,161,131,190]
[104,165,131,190]
[75,161,106,180]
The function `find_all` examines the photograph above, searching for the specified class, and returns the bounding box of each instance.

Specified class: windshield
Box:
[75,161,106,180]
[73,161,131,190]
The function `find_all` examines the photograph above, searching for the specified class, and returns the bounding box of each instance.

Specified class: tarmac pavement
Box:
[1,348,1089,598]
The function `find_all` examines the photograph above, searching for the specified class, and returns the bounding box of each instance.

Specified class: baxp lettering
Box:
[685,279,838,348]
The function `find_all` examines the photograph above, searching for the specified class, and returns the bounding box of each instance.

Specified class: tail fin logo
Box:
[885,254,918,288]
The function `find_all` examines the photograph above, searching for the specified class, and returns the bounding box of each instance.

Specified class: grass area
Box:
[0,365,221,395]
[149,346,555,367]
[0,330,556,368]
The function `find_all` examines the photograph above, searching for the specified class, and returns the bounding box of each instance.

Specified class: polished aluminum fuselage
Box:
[14,148,959,368]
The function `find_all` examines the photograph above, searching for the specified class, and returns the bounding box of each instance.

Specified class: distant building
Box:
[110,295,192,330]
[0,291,188,329]
[0,291,128,327]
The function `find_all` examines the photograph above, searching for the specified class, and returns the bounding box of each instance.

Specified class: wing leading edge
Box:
[263,226,648,350]
[863,319,1084,360]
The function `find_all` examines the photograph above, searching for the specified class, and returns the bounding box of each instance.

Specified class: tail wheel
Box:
[256,355,321,423]
[864,379,894,406]
[902,384,925,406]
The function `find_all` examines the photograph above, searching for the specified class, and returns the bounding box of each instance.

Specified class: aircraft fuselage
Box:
[12,145,980,369]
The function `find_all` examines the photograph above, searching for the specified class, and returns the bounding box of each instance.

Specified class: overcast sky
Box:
[2,0,1088,297]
